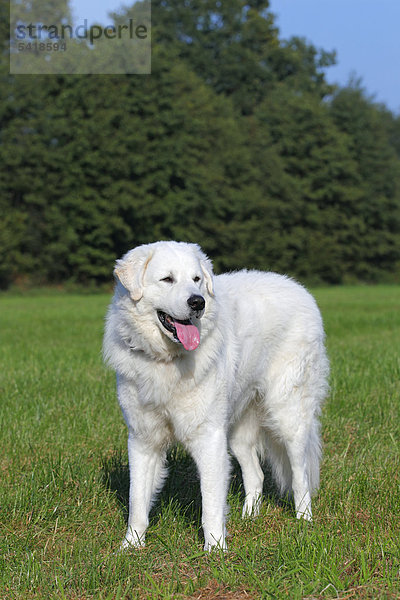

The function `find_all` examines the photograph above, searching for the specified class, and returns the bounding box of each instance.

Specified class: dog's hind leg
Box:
[260,408,320,521]
[261,342,326,521]
[284,436,313,521]
[285,417,321,521]
[229,407,264,517]
[122,430,167,549]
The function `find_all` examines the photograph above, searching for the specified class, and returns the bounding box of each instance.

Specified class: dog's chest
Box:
[124,357,217,441]
[132,355,199,407]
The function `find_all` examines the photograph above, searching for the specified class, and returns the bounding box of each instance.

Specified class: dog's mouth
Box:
[157,311,200,351]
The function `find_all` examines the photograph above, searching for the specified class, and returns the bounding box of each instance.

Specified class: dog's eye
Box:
[193,276,201,283]
[160,276,174,283]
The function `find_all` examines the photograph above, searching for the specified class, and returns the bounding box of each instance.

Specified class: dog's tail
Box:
[261,418,321,497]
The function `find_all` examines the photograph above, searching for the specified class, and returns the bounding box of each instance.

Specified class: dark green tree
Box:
[149,0,334,114]
[330,82,400,281]
[1,0,399,287]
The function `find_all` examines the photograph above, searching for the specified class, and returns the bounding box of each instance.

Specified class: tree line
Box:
[1,0,400,288]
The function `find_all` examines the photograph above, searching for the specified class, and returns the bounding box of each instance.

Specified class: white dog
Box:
[103,241,329,551]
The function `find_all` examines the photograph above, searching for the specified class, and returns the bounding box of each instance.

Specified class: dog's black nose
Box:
[187,294,205,312]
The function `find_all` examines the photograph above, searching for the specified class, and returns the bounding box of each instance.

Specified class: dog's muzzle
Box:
[157,294,205,351]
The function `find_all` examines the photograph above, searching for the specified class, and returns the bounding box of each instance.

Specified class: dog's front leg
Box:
[122,430,166,549]
[188,427,230,551]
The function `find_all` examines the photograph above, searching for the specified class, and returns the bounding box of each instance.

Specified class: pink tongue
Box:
[174,321,200,351]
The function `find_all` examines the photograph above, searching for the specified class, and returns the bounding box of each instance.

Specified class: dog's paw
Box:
[242,494,262,518]
[296,508,313,522]
[204,541,228,552]
[203,534,227,553]
[120,533,146,552]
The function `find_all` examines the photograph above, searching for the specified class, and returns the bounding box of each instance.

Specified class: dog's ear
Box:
[200,256,215,297]
[114,246,154,301]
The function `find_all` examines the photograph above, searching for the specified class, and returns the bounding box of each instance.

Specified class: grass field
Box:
[0,286,399,599]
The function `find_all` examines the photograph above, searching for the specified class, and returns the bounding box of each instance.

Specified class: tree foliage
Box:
[1,0,400,287]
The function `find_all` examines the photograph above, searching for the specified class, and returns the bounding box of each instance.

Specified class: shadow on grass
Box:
[101,444,293,535]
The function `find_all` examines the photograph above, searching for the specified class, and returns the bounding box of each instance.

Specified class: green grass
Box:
[1,287,399,599]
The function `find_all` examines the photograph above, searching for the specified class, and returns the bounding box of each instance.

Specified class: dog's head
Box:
[114,241,214,352]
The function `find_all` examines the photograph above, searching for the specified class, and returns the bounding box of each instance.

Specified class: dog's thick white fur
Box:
[103,241,329,551]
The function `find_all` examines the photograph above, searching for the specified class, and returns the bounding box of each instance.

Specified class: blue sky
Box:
[69,0,400,114]
[272,0,400,114]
